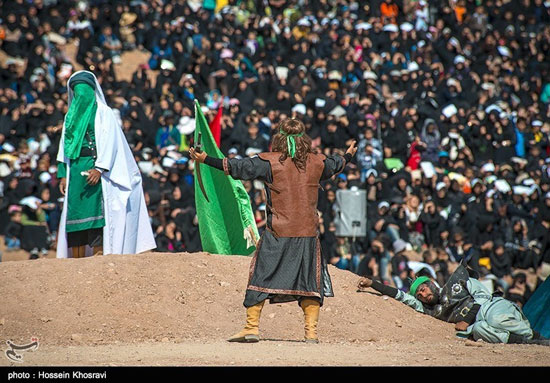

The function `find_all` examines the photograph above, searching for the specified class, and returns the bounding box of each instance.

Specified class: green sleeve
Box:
[36,209,47,222]
[21,213,39,226]
[21,214,33,226]
[21,210,47,225]
[57,162,67,179]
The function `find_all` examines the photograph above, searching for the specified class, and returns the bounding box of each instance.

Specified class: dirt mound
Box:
[3,252,550,366]
[0,252,454,348]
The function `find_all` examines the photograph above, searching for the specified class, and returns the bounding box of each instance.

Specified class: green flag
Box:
[193,100,259,255]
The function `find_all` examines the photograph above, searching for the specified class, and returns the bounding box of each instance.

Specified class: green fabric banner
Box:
[193,100,259,255]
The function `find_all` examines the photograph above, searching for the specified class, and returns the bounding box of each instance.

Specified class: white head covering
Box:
[58,71,109,165]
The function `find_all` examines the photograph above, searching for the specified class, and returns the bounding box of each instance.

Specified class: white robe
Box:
[56,71,156,258]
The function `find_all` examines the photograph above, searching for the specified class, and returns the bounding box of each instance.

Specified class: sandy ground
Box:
[7,340,550,367]
[0,252,548,367]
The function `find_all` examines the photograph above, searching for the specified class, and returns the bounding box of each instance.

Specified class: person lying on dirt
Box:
[357,261,550,345]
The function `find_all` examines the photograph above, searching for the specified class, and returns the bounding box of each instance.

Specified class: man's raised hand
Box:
[189,147,207,163]
[346,140,358,157]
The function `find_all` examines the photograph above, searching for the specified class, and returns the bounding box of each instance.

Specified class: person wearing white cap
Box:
[454,55,466,65]
[293,18,311,39]
[378,201,390,210]
[382,24,399,33]
[297,18,310,28]
[470,178,483,195]
[481,162,495,174]
[291,104,307,116]
[363,71,378,81]
[370,198,409,254]
[435,182,447,192]
[365,168,378,180]
[400,22,414,33]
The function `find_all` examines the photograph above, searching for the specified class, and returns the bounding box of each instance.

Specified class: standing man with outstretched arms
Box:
[190,118,357,343]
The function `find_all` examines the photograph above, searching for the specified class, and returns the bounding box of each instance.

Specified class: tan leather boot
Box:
[227,300,265,343]
[300,298,320,343]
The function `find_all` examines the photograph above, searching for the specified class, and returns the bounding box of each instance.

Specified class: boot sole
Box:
[227,334,260,343]
[304,339,319,344]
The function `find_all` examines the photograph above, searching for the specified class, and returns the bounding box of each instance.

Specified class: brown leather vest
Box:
[258,152,325,237]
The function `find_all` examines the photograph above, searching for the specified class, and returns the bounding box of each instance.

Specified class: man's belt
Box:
[79,147,97,158]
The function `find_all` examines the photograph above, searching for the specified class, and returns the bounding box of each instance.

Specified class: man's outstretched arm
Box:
[358,277,425,313]
[320,140,357,180]
[189,148,271,182]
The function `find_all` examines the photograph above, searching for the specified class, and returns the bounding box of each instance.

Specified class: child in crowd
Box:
[4,207,23,251]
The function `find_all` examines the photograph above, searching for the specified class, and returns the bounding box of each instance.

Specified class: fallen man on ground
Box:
[357,262,550,345]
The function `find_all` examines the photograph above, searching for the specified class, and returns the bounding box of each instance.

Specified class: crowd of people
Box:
[1,0,550,306]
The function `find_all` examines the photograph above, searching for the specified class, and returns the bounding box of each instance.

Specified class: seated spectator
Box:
[390,239,412,291]
[505,272,533,309]
[155,111,181,151]
[421,248,449,287]
[155,220,185,253]
[420,199,447,248]
[357,237,391,284]
[99,26,122,64]
[19,199,50,259]
[404,194,424,250]
[489,240,514,290]
[420,119,441,164]
[505,218,539,270]
[4,207,22,251]
[364,169,382,208]
[148,36,173,71]
[38,186,60,236]
[329,236,353,271]
[446,229,481,274]
[181,213,202,253]
[242,124,269,153]
[369,200,405,245]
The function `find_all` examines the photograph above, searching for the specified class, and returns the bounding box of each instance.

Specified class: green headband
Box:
[409,276,431,297]
[279,130,304,158]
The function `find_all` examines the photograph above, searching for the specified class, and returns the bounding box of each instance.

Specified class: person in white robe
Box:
[56,70,156,258]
